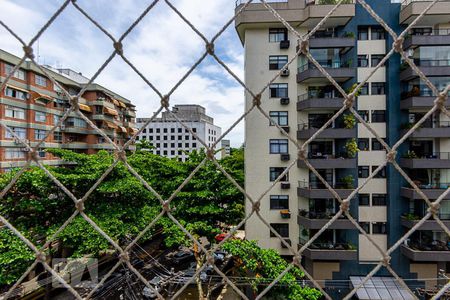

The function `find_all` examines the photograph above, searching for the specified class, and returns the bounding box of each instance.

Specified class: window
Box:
[163,136,167,140]
[269,111,288,126]
[5,149,26,159]
[34,129,47,140]
[156,128,160,133]
[54,132,62,142]
[269,28,287,43]
[358,110,369,122]
[269,167,288,182]
[35,111,46,123]
[171,150,175,155]
[163,128,167,133]
[149,128,153,133]
[371,27,386,40]
[170,128,175,133]
[163,143,168,148]
[359,83,369,95]
[185,135,189,140]
[171,143,175,148]
[358,138,369,151]
[193,128,197,133]
[269,83,288,98]
[178,128,182,133]
[360,222,370,233]
[35,74,47,87]
[66,117,87,128]
[371,55,384,67]
[185,143,189,147]
[371,110,386,122]
[269,55,288,70]
[38,149,46,158]
[178,143,182,148]
[372,222,387,234]
[358,166,370,178]
[372,194,387,206]
[269,223,289,237]
[192,143,197,148]
[156,136,160,140]
[358,27,369,40]
[5,87,27,100]
[5,64,26,80]
[372,139,385,151]
[269,139,288,154]
[5,127,26,139]
[358,55,369,67]
[372,166,386,178]
[371,82,385,95]
[270,195,289,210]
[359,194,370,206]
[5,106,25,119]
[54,115,61,125]
[163,150,167,155]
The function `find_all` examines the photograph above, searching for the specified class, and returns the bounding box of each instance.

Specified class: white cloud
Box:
[0,0,245,146]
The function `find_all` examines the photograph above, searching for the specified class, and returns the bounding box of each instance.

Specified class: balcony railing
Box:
[406,239,450,252]
[408,182,450,190]
[298,180,353,190]
[402,152,450,160]
[403,212,450,221]
[299,210,344,219]
[301,241,355,250]
[412,59,450,67]
[235,0,287,6]
[298,122,346,130]
[297,92,342,102]
[298,60,352,73]
[402,0,436,7]
[402,120,450,129]
[409,29,450,36]
[306,0,355,5]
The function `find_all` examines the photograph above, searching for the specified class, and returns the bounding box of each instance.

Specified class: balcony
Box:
[404,29,450,50]
[298,152,356,169]
[401,121,450,138]
[401,186,450,200]
[401,213,450,231]
[298,180,354,199]
[297,92,344,111]
[400,152,450,169]
[400,86,438,109]
[297,61,355,83]
[400,59,450,81]
[297,123,356,139]
[400,0,450,25]
[401,240,450,262]
[298,210,354,229]
[300,242,357,261]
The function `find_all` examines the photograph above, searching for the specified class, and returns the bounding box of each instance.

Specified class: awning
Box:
[112,99,120,106]
[118,101,127,108]
[118,126,127,133]
[78,104,92,112]
[30,91,53,102]
[6,84,29,94]
[104,107,118,116]
[350,276,415,300]
[104,121,118,129]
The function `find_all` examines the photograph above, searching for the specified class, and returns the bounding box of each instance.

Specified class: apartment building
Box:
[236,0,450,296]
[136,105,222,161]
[0,49,137,171]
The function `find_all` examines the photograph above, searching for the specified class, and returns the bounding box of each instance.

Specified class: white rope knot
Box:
[428,202,440,216]
[252,202,260,213]
[206,42,215,55]
[299,40,309,55]
[162,202,171,212]
[119,252,130,262]
[393,37,404,53]
[298,149,307,161]
[113,41,124,55]
[70,96,80,110]
[161,95,170,108]
[344,94,354,108]
[340,201,350,213]
[115,149,127,161]
[292,255,301,267]
[75,200,85,212]
[434,92,447,109]
[36,252,46,262]
[27,150,38,161]
[206,253,215,265]
[386,150,397,163]
[206,148,215,160]
[382,255,391,267]
[23,45,34,59]
[252,93,261,106]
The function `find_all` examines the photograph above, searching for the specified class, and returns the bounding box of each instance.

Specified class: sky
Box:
[0,0,246,146]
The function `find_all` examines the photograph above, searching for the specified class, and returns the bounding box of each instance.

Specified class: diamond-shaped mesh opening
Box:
[1,0,450,299]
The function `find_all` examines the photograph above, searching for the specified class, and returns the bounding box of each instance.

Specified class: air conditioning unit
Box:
[280,97,290,105]
[280,40,290,49]
[280,154,290,161]
[280,69,290,77]
[280,182,291,189]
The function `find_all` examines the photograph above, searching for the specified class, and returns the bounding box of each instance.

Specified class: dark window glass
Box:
[358,139,370,151]
[163,128,167,133]
[371,139,385,151]
[372,222,387,234]
[371,27,386,40]
[372,166,386,178]
[270,139,288,154]
[269,55,288,70]
[371,110,386,122]
[192,143,197,147]
[170,128,175,133]
[358,110,369,122]
[178,143,182,147]
[371,82,385,95]
[143,128,147,134]
[358,27,369,40]
[269,83,288,98]
[358,55,369,67]
[359,194,370,206]
[269,28,288,43]
[149,128,153,133]
[270,195,289,209]
[171,143,175,147]
[358,166,370,178]
[178,128,182,133]
[372,194,387,206]
[171,150,175,155]
[156,128,160,133]
[360,222,370,233]
[269,111,288,126]
[269,223,289,237]
[270,167,288,182]
[360,83,369,95]
[371,55,384,67]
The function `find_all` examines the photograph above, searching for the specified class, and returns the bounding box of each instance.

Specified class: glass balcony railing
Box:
[298,180,354,190]
[298,60,352,73]
[235,0,287,6]
[402,152,450,160]
[403,211,450,220]
[409,29,450,36]
[405,239,450,251]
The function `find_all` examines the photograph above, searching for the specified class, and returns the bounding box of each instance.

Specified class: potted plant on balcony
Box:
[280,209,291,219]
[343,114,356,129]
[345,138,359,158]
[403,150,418,159]
[344,32,355,38]
[341,175,354,189]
